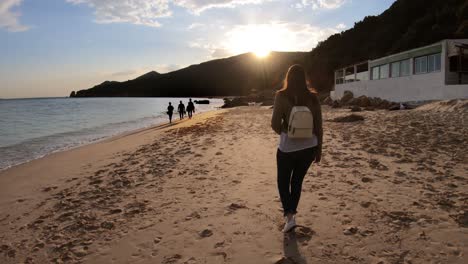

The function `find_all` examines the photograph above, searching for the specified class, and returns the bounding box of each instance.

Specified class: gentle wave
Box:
[0,97,223,171]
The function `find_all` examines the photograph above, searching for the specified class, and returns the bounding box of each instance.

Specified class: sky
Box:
[0,0,396,98]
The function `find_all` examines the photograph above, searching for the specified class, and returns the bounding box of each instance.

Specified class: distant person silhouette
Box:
[167,102,174,123]
[178,101,186,120]
[271,64,323,233]
[187,99,195,119]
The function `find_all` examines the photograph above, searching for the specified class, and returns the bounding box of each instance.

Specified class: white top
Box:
[278,132,318,153]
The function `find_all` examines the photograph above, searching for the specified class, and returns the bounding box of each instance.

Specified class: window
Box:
[448,56,468,72]
[356,63,369,81]
[379,64,389,79]
[345,67,355,82]
[401,59,410,76]
[428,53,441,72]
[372,66,379,80]
[391,62,400,78]
[414,56,428,74]
[335,70,344,84]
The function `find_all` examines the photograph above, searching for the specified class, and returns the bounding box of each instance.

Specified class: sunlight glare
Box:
[254,49,270,58]
[225,24,280,57]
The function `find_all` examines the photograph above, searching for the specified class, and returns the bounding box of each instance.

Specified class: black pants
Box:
[277,147,316,216]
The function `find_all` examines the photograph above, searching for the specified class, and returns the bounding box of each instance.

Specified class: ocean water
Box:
[0,97,223,170]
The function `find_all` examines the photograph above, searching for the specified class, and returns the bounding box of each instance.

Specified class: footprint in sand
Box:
[199,229,213,238]
[163,254,182,264]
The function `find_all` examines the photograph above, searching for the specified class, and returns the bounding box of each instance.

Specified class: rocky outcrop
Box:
[324,90,400,111]
[221,95,275,108]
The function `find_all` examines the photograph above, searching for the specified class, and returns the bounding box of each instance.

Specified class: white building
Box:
[331,39,468,102]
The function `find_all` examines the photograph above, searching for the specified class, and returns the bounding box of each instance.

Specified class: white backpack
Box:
[287,106,314,138]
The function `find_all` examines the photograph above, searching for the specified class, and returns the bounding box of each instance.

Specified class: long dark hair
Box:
[277,64,315,105]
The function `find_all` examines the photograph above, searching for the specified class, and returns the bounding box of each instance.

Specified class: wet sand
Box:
[0,101,467,264]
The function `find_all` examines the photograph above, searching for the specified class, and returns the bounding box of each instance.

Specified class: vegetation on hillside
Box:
[306,0,468,92]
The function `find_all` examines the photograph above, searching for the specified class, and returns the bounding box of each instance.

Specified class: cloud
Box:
[66,0,272,27]
[66,0,172,27]
[174,0,270,14]
[336,23,346,29]
[187,23,205,30]
[299,0,346,10]
[0,0,29,32]
[190,21,338,58]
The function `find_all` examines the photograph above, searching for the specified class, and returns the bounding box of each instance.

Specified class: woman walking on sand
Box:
[271,64,323,233]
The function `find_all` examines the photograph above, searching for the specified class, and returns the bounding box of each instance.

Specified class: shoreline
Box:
[0,107,222,173]
[0,109,225,205]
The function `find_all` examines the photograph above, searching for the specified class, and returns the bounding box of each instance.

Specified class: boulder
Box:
[331,100,341,108]
[194,100,210,104]
[323,96,333,105]
[347,98,359,106]
[221,97,249,108]
[340,90,354,104]
[350,106,362,112]
[356,95,371,107]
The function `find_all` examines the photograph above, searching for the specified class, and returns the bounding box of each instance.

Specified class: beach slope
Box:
[0,103,467,264]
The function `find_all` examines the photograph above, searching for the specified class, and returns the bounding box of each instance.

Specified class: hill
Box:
[72,52,307,97]
[71,0,468,97]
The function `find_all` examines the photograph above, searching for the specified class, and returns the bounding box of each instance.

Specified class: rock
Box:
[323,96,333,105]
[194,100,210,104]
[340,90,354,104]
[356,95,371,107]
[331,100,341,108]
[331,114,365,123]
[221,97,249,108]
[388,103,401,111]
[154,237,162,244]
[350,106,362,112]
[343,226,358,235]
[199,229,213,238]
[69,91,76,97]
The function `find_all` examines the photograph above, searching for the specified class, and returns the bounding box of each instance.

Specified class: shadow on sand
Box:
[276,225,314,264]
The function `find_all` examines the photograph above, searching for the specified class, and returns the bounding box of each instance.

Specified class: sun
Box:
[253,49,270,58]
[225,24,278,58]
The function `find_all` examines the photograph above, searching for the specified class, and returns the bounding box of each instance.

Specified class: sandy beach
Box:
[0,102,467,264]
